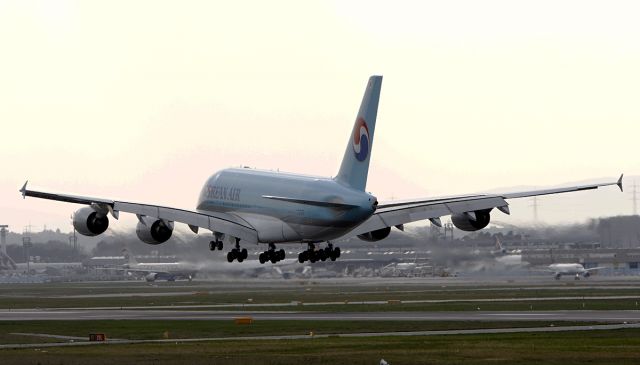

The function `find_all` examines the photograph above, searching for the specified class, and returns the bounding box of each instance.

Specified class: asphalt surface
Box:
[1,309,639,322]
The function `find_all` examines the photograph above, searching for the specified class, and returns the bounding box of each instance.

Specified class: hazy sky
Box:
[1,0,638,233]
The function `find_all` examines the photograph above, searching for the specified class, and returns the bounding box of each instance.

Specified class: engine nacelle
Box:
[136,217,173,245]
[357,227,391,242]
[451,209,492,232]
[73,206,109,236]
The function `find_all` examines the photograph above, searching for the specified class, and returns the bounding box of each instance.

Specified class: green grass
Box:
[2,328,640,365]
[0,333,60,345]
[0,320,603,342]
[1,281,639,310]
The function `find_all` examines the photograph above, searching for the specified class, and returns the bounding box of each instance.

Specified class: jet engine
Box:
[136,217,173,245]
[73,206,109,236]
[145,273,158,282]
[357,227,391,242]
[451,209,491,232]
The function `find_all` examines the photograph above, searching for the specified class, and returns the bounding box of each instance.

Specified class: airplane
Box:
[491,237,526,268]
[380,262,432,277]
[490,236,522,256]
[119,250,197,282]
[548,263,605,280]
[2,261,84,275]
[0,251,17,271]
[19,75,624,265]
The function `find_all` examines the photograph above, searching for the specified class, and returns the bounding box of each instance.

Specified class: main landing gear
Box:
[259,243,285,264]
[209,240,223,251]
[298,243,340,263]
[227,238,248,263]
[209,232,224,251]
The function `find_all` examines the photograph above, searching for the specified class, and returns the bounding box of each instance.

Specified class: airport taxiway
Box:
[1,309,639,322]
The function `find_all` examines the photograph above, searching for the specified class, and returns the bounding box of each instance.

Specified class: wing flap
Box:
[114,202,258,244]
[20,184,259,244]
[346,175,622,238]
[349,197,507,236]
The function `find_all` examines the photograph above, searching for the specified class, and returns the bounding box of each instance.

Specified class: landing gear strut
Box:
[227,238,248,263]
[298,243,340,263]
[259,243,285,264]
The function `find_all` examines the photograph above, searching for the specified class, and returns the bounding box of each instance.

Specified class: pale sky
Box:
[0,0,638,233]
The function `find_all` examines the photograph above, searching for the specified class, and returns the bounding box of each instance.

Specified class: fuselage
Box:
[549,263,586,275]
[196,168,377,243]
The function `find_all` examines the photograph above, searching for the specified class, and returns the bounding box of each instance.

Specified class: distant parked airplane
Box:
[548,263,605,280]
[21,76,623,266]
[117,250,197,282]
[490,237,522,256]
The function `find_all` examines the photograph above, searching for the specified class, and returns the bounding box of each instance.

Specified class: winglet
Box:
[20,181,28,199]
[617,174,624,192]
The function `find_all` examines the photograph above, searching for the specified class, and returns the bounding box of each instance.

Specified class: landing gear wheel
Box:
[298,252,306,263]
[209,241,216,251]
[319,249,327,261]
[278,249,285,261]
[227,251,235,263]
[259,252,267,264]
[334,247,341,258]
[217,241,223,250]
[236,248,247,262]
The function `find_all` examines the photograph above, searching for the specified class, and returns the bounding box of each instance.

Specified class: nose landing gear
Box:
[227,238,248,263]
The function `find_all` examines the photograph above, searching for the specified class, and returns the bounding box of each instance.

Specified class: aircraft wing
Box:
[346,175,623,237]
[585,266,607,272]
[19,183,259,244]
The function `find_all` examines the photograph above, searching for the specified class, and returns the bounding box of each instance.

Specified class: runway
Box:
[1,308,639,322]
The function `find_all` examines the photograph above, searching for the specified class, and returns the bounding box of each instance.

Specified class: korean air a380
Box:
[20,76,623,265]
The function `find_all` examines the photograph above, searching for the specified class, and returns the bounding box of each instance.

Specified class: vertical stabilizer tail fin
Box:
[122,248,137,266]
[335,76,383,191]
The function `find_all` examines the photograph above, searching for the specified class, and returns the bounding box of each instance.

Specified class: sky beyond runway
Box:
[1,1,638,232]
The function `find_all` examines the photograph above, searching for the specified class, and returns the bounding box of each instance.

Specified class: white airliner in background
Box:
[119,250,197,282]
[548,263,605,280]
[490,237,522,256]
[20,76,623,265]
